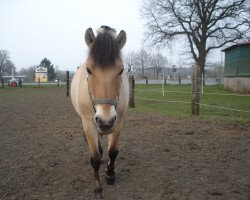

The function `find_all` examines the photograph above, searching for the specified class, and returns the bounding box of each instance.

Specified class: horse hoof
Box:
[105,170,115,185]
[101,158,105,164]
[94,187,103,200]
[93,193,103,200]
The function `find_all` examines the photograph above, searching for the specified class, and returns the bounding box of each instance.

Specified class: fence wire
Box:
[133,86,250,114]
[135,97,250,113]
[134,89,250,97]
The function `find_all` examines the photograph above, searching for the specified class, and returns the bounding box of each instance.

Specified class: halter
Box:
[87,77,120,112]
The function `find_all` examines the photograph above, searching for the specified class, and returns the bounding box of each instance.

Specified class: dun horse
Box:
[71,26,129,199]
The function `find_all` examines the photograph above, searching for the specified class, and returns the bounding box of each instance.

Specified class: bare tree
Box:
[141,0,249,114]
[18,66,36,82]
[248,4,250,27]
[151,52,169,79]
[205,62,224,79]
[0,50,15,87]
[123,51,137,73]
[141,0,249,69]
[135,48,151,78]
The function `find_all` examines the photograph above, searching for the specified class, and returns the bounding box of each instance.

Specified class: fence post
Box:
[18,79,22,87]
[162,77,165,97]
[191,63,201,115]
[66,71,70,97]
[129,76,135,108]
[201,73,204,94]
[1,78,4,88]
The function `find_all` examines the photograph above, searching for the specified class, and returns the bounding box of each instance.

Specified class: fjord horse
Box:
[71,26,129,199]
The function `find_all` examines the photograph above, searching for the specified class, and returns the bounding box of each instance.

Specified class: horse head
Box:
[84,26,127,135]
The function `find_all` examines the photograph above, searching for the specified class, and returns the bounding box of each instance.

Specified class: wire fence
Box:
[134,77,222,85]
[134,88,250,97]
[129,77,250,120]
[134,95,250,113]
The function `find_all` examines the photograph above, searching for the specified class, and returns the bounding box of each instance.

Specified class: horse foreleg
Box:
[83,120,103,199]
[105,125,121,185]
[98,140,103,160]
[90,152,102,199]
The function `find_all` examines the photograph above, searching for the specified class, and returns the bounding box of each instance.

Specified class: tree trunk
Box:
[191,47,206,115]
[191,62,202,115]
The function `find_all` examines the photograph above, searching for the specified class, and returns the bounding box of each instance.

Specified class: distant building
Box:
[132,67,192,79]
[35,67,48,82]
[222,41,250,93]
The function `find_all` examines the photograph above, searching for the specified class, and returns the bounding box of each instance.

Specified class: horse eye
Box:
[86,68,92,75]
[119,69,124,76]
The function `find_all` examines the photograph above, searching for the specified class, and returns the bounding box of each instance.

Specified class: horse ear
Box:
[85,28,95,47]
[116,30,126,49]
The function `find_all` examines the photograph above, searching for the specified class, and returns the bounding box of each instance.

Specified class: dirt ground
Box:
[0,87,249,200]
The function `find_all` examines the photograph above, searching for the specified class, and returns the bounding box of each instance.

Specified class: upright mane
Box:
[89,26,121,67]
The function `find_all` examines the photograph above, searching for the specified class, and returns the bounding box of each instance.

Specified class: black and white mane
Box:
[89,26,121,67]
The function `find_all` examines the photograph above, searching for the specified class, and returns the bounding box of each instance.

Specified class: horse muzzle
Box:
[94,115,117,135]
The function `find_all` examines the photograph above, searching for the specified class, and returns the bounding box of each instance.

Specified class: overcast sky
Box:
[0,0,222,72]
[0,0,146,71]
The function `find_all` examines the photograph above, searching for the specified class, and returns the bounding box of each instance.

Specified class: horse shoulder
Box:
[71,66,94,118]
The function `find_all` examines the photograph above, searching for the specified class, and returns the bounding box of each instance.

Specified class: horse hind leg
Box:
[105,131,120,185]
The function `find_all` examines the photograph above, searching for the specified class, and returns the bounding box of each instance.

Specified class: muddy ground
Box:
[0,87,249,200]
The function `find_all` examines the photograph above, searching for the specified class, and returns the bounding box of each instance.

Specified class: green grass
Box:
[133,84,250,123]
[1,84,249,123]
[0,85,66,97]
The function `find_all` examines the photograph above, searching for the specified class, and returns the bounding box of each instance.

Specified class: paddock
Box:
[0,87,249,200]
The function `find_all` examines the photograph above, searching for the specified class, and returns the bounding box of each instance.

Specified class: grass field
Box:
[1,84,249,123]
[134,84,250,123]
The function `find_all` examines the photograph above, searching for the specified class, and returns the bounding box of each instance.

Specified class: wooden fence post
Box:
[201,73,204,94]
[66,71,70,97]
[129,76,135,108]
[191,63,201,115]
[18,79,22,87]
[1,78,4,88]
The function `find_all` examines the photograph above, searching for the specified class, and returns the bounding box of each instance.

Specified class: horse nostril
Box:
[110,116,117,125]
[94,115,117,133]
[95,116,106,128]
[95,116,99,124]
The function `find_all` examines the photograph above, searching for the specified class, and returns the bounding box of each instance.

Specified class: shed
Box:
[222,41,250,93]
[35,66,48,82]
